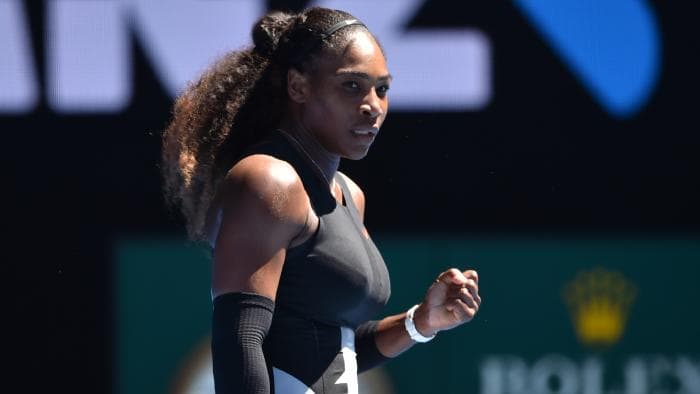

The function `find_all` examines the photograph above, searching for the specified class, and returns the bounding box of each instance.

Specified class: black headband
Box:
[320,19,365,39]
[290,18,366,66]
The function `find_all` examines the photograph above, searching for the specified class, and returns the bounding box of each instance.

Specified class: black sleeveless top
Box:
[241,131,391,392]
[242,131,391,327]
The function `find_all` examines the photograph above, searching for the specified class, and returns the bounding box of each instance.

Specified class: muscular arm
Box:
[211,155,310,393]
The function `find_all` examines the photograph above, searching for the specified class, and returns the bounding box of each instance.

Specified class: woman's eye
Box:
[377,85,390,95]
[343,81,360,90]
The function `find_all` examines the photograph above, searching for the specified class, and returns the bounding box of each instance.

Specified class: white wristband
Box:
[404,304,436,343]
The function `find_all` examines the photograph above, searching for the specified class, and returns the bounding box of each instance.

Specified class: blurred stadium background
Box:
[4,0,699,393]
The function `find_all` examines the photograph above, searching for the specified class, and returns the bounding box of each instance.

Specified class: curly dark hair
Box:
[161,7,376,240]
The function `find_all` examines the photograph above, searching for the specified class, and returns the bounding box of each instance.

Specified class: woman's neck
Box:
[278,119,340,187]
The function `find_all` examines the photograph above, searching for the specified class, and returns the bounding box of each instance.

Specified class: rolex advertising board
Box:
[117,237,700,393]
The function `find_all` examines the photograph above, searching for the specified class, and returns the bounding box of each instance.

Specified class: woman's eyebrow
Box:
[335,70,393,82]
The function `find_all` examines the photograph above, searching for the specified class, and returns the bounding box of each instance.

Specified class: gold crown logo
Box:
[563,268,637,347]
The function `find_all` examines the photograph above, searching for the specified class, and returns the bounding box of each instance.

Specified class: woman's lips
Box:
[351,127,379,137]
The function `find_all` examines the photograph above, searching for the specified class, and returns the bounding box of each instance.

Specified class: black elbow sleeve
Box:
[211,292,275,394]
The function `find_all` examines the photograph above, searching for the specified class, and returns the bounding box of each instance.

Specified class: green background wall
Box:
[116,236,700,393]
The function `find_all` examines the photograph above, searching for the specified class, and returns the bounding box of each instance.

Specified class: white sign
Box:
[0,0,491,114]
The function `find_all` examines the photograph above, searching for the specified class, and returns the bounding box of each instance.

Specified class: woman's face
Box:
[300,30,391,160]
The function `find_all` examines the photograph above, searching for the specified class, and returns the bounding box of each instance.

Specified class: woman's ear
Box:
[287,69,310,103]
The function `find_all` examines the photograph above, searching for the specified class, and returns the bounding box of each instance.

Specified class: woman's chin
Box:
[343,148,372,161]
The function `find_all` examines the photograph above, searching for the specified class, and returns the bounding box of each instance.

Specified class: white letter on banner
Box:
[480,357,505,394]
[530,354,578,394]
[624,357,648,394]
[0,0,39,113]
[676,357,700,393]
[47,0,129,112]
[46,0,262,113]
[127,0,262,97]
[314,0,491,111]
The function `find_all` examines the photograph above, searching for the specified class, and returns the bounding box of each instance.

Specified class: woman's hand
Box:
[413,268,481,336]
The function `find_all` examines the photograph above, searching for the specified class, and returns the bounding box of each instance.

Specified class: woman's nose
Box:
[360,89,384,118]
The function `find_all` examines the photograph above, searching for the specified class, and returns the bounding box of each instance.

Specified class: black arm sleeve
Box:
[211,292,275,394]
[354,320,391,373]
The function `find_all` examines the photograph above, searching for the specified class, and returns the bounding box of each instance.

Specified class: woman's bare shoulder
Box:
[212,154,311,246]
[227,154,300,189]
[210,154,310,299]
